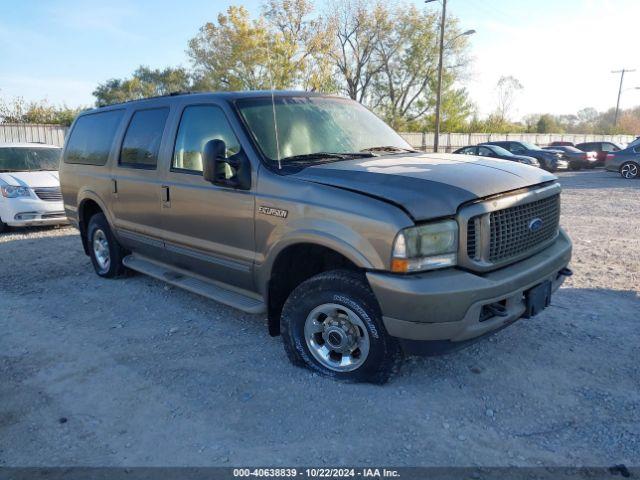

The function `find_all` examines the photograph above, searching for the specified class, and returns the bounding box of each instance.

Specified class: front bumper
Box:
[1,198,67,227]
[367,229,572,346]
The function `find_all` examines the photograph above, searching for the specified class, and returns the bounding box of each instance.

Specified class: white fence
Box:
[0,123,635,152]
[400,132,636,152]
[0,123,68,147]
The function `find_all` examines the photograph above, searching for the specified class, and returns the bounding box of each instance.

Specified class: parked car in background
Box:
[605,144,640,179]
[481,141,568,172]
[542,146,598,170]
[549,141,575,147]
[0,143,67,233]
[454,144,540,167]
[627,136,640,149]
[575,141,624,167]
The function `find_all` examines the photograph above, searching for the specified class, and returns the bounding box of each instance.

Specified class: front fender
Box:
[256,225,382,296]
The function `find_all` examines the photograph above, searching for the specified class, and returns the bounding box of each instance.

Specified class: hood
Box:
[0,171,60,188]
[292,153,556,221]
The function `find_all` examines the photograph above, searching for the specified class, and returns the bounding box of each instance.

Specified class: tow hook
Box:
[558,267,573,278]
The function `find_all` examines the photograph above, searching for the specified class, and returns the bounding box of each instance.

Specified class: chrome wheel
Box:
[92,229,111,271]
[621,162,639,179]
[304,303,370,372]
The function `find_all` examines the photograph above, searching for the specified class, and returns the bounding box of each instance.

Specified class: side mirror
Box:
[202,139,251,190]
[202,139,226,184]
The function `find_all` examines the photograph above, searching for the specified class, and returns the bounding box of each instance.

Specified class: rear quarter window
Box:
[119,108,169,169]
[64,109,125,165]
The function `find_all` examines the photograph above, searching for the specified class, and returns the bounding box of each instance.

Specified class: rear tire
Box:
[87,213,127,278]
[280,270,402,384]
[620,162,639,179]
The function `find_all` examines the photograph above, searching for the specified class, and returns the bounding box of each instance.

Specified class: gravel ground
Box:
[0,170,638,467]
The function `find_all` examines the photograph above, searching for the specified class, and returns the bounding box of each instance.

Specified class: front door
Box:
[160,103,255,291]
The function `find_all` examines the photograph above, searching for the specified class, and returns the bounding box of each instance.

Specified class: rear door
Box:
[111,106,171,259]
[159,101,256,291]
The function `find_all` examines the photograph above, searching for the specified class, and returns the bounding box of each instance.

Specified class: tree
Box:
[373,6,471,129]
[494,75,523,123]
[0,95,83,125]
[93,66,193,106]
[326,0,387,103]
[187,3,334,92]
[536,114,562,133]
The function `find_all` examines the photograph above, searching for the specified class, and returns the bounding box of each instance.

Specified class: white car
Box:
[0,142,67,233]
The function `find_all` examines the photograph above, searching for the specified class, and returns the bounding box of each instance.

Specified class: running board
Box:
[122,254,266,314]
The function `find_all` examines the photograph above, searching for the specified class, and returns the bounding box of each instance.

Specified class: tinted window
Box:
[511,143,527,153]
[172,105,241,172]
[120,108,169,168]
[458,147,475,155]
[478,147,494,157]
[64,110,124,165]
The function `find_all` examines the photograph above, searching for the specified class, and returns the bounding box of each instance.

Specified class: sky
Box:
[1,0,639,119]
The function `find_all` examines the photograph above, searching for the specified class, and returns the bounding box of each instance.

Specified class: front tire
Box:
[281,270,402,384]
[0,220,7,234]
[620,162,639,179]
[87,213,127,278]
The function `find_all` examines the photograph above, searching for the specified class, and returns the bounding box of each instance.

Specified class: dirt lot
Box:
[1,170,638,467]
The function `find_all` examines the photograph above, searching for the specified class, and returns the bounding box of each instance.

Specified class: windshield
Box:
[0,147,61,171]
[236,96,412,165]
[519,141,543,151]
[489,145,514,156]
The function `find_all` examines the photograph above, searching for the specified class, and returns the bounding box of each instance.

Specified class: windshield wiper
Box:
[280,152,373,164]
[360,145,418,154]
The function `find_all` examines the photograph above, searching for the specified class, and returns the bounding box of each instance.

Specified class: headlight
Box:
[391,219,458,273]
[1,186,31,198]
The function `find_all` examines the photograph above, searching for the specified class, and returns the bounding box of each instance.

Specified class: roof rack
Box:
[97,91,197,108]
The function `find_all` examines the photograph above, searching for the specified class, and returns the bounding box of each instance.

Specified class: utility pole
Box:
[433,0,446,153]
[425,0,474,153]
[612,69,636,127]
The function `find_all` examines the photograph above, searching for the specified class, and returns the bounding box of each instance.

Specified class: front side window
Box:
[478,147,494,156]
[64,110,124,165]
[120,108,169,168]
[236,96,411,166]
[0,147,61,172]
[172,105,241,173]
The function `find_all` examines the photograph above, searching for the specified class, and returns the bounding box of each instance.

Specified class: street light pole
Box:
[425,0,474,153]
[433,0,447,153]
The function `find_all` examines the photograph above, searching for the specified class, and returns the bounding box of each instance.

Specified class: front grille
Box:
[41,212,65,219]
[487,194,560,262]
[463,192,561,268]
[467,219,477,259]
[34,187,62,202]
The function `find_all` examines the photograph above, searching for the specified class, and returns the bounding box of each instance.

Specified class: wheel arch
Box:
[262,238,372,337]
[77,191,111,255]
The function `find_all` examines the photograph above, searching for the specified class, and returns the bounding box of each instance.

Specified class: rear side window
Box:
[172,105,240,173]
[64,110,124,165]
[120,108,169,169]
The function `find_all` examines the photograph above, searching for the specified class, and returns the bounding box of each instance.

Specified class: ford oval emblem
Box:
[529,218,544,232]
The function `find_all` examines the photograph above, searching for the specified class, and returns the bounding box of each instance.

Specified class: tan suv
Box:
[60,92,573,383]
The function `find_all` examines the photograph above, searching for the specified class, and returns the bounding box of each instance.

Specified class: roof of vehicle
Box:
[0,142,61,149]
[84,90,343,115]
